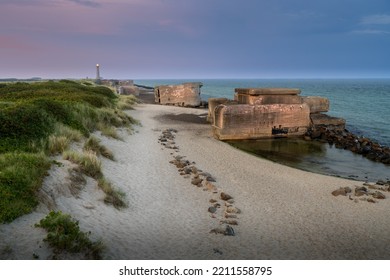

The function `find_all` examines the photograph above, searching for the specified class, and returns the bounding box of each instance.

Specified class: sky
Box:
[1,0,390,79]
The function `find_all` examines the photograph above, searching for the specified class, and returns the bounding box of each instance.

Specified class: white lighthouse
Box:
[95,63,101,82]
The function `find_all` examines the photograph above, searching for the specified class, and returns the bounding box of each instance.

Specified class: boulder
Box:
[224,225,235,236]
[221,192,233,201]
[372,191,386,199]
[226,206,241,214]
[191,177,203,186]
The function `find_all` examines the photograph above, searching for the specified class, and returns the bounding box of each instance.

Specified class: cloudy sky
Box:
[1,0,389,79]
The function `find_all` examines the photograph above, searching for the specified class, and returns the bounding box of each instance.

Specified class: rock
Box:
[213,203,221,208]
[355,186,368,196]
[372,191,386,199]
[367,198,376,203]
[220,220,238,225]
[170,159,190,169]
[83,203,95,209]
[224,213,237,219]
[183,167,192,174]
[213,248,223,255]
[208,206,217,213]
[209,199,218,203]
[205,181,217,192]
[226,206,241,214]
[224,201,233,207]
[221,192,233,201]
[191,177,203,186]
[331,187,348,196]
[210,227,226,235]
[206,176,216,182]
[344,186,352,193]
[224,225,235,236]
[377,180,386,186]
[365,183,379,190]
[197,172,217,182]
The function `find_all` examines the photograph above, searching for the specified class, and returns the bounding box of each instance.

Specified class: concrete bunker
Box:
[154,82,203,107]
[211,88,345,140]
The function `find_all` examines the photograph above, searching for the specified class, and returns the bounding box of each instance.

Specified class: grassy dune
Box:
[0,80,137,223]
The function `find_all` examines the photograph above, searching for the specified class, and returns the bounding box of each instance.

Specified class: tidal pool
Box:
[228,138,390,182]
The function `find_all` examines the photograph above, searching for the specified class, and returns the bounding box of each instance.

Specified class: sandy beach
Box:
[1,101,390,260]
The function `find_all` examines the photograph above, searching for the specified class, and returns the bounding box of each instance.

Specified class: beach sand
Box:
[1,102,390,259]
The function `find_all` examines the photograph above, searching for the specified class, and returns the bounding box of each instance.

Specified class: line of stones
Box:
[158,128,239,237]
[331,181,390,203]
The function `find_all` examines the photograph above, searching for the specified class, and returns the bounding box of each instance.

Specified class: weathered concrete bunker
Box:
[211,88,345,140]
[154,82,203,107]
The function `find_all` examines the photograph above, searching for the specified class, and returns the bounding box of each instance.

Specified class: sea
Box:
[136,79,390,181]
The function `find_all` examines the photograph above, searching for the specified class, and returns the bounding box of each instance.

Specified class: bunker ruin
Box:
[154,82,203,107]
[210,88,345,140]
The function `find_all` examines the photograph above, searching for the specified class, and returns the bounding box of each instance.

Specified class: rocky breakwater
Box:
[306,121,390,165]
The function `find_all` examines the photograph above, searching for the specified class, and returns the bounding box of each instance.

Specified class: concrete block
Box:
[235,88,301,95]
[213,103,311,140]
[302,96,329,113]
[155,82,202,107]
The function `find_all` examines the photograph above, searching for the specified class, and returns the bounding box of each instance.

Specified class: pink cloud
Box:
[0,35,37,51]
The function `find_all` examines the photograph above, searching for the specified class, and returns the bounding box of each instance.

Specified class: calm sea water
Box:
[136,79,390,181]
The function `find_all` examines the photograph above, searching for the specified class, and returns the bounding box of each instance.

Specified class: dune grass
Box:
[63,150,102,179]
[84,136,114,160]
[116,95,139,110]
[63,150,126,209]
[98,178,127,209]
[35,210,103,259]
[0,80,137,223]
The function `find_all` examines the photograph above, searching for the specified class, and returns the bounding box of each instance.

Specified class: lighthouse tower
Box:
[95,64,101,84]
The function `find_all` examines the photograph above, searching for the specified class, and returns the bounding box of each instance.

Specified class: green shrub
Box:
[0,153,50,223]
[36,211,103,259]
[0,102,55,152]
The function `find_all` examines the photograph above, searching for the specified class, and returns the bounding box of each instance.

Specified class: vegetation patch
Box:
[84,136,114,160]
[63,150,102,179]
[98,178,127,209]
[0,153,50,223]
[0,80,138,223]
[62,150,126,208]
[116,95,139,110]
[35,211,103,259]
